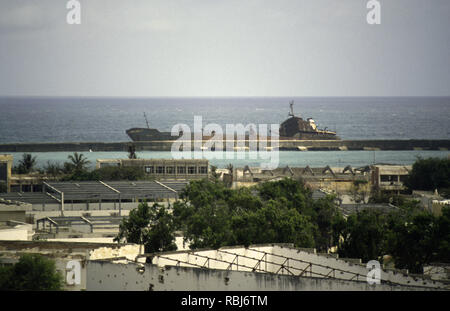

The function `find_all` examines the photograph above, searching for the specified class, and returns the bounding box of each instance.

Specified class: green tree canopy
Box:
[172,178,341,251]
[335,199,449,274]
[0,254,63,291]
[385,211,437,273]
[405,157,450,191]
[115,202,177,254]
[62,164,146,181]
[336,210,388,263]
[43,161,64,178]
[115,177,449,274]
[65,152,90,173]
[13,153,37,174]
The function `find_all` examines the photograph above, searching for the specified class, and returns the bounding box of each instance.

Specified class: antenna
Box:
[289,101,295,117]
[143,112,150,129]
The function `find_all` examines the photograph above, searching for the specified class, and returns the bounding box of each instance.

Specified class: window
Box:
[199,166,208,174]
[145,166,154,174]
[166,166,175,174]
[156,166,165,174]
[0,163,7,181]
[381,174,399,184]
[188,166,196,174]
[380,175,392,182]
[177,166,186,174]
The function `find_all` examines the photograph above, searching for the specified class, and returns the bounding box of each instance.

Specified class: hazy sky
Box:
[0,0,449,97]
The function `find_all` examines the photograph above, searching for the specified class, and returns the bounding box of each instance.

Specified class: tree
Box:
[230,202,316,248]
[369,191,407,206]
[66,152,90,173]
[128,144,137,159]
[0,254,63,291]
[313,196,345,252]
[43,161,64,178]
[257,178,311,214]
[145,205,178,253]
[350,180,369,204]
[15,153,37,174]
[336,210,387,263]
[386,211,437,273]
[172,178,324,250]
[226,164,233,175]
[61,165,147,182]
[434,206,450,263]
[405,157,450,192]
[115,202,177,255]
[223,164,234,187]
[334,198,448,274]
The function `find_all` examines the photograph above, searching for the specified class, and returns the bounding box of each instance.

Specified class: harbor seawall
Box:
[0,140,449,152]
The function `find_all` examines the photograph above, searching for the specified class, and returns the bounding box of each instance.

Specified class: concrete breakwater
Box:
[0,140,449,152]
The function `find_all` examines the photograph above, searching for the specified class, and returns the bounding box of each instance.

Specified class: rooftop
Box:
[0,180,189,203]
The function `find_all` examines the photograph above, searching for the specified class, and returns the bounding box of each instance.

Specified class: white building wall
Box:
[89,244,141,262]
[0,242,142,291]
[0,228,28,240]
[147,244,444,289]
[86,260,436,291]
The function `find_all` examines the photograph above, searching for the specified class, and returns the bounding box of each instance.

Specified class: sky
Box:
[0,0,449,97]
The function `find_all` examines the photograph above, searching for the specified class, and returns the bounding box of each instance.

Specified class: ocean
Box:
[1,96,449,168]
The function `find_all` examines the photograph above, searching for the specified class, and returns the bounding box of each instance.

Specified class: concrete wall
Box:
[1,140,449,152]
[0,227,28,240]
[147,244,445,289]
[0,240,141,290]
[0,210,27,223]
[86,260,435,291]
[89,244,141,261]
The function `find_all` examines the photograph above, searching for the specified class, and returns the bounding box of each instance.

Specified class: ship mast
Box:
[289,101,295,117]
[143,112,150,129]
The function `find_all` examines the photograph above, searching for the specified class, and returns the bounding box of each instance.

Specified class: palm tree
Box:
[44,161,63,178]
[128,144,137,159]
[226,163,233,175]
[17,153,37,174]
[67,152,90,172]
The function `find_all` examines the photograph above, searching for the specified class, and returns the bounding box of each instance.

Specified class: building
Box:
[0,223,33,241]
[86,243,447,291]
[0,180,189,214]
[424,263,450,286]
[339,203,398,217]
[0,240,140,291]
[0,198,33,240]
[0,154,57,193]
[431,199,450,216]
[9,174,54,193]
[371,164,411,194]
[0,154,13,193]
[0,198,32,224]
[233,165,371,194]
[96,158,209,180]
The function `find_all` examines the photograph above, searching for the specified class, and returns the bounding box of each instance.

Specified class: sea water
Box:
[1,97,449,168]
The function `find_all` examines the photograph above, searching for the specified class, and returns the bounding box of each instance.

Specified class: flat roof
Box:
[0,180,189,203]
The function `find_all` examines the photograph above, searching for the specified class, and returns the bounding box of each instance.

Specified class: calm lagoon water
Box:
[9,150,450,169]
